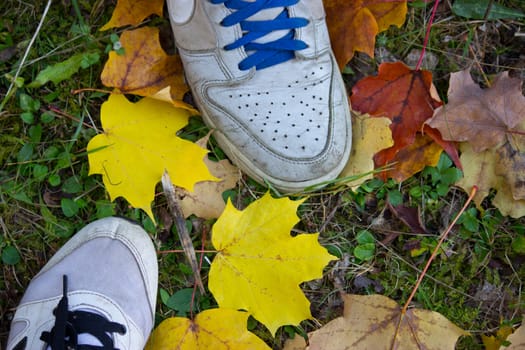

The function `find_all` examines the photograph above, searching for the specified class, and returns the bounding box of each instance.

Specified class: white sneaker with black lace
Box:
[6,217,158,350]
[168,0,352,192]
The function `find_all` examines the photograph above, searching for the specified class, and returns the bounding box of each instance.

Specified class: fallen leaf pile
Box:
[350,61,460,182]
[82,0,525,348]
[427,70,525,217]
[88,0,240,220]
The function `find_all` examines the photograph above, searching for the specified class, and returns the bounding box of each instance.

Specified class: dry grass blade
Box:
[161,171,205,294]
[392,185,479,348]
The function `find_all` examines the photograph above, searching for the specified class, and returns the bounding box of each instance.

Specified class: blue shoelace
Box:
[210,0,309,70]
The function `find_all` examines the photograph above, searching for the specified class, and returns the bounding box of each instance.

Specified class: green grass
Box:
[2,1,525,349]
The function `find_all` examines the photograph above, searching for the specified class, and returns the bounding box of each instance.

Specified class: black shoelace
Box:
[40,275,126,350]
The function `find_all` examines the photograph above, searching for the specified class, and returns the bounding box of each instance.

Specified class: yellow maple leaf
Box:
[100,0,164,30]
[208,192,337,335]
[482,324,514,350]
[177,133,241,219]
[340,113,393,189]
[302,294,468,350]
[87,94,217,220]
[492,184,525,218]
[456,143,498,207]
[456,143,525,218]
[145,308,270,350]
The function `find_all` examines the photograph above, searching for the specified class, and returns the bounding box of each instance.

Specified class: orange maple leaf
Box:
[385,133,443,182]
[350,62,460,179]
[100,0,164,30]
[325,0,407,68]
[101,26,188,100]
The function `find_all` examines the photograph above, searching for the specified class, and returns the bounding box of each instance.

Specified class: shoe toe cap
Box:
[203,55,352,190]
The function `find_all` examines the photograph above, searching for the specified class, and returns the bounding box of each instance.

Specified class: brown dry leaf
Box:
[427,70,525,153]
[325,0,407,68]
[340,113,393,189]
[306,294,468,350]
[151,86,197,112]
[505,319,525,349]
[282,336,307,350]
[496,141,525,201]
[101,26,188,98]
[100,0,164,30]
[385,133,443,182]
[387,202,428,234]
[177,133,241,219]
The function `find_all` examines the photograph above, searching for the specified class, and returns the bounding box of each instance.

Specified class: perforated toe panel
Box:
[206,57,334,160]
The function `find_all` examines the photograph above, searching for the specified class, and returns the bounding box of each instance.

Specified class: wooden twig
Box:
[161,171,205,294]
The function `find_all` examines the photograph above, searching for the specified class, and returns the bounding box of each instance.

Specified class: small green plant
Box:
[160,288,195,316]
[348,177,403,210]
[1,243,21,266]
[413,153,463,200]
[353,229,376,262]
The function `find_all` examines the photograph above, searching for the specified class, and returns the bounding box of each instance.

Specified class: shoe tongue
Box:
[246,5,289,45]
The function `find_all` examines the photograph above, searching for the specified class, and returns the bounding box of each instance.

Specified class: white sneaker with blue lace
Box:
[168,0,352,192]
[6,218,158,350]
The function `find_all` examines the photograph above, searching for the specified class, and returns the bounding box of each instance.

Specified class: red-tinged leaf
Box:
[380,133,443,182]
[387,202,428,234]
[351,61,442,168]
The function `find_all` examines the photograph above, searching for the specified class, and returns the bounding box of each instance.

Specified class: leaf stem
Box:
[507,129,525,136]
[48,106,96,129]
[415,0,440,71]
[401,185,478,314]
